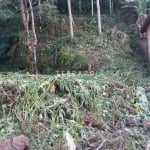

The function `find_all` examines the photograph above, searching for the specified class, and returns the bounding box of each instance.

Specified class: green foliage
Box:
[127,25,139,51]
[0,4,20,64]
[57,0,92,14]
[121,0,149,24]
[0,9,16,21]
[121,0,149,16]
[0,53,149,148]
[102,14,119,32]
[0,0,10,8]
[71,0,91,14]
[37,36,77,73]
[57,47,88,70]
[34,1,60,25]
[56,0,121,14]
[0,2,150,149]
[83,17,97,34]
[0,118,20,138]
[57,47,74,67]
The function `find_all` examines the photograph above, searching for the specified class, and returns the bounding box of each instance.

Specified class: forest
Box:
[0,0,150,150]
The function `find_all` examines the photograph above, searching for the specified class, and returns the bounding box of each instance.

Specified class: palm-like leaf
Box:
[121,0,149,16]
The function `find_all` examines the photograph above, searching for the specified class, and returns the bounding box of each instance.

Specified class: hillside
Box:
[0,13,150,149]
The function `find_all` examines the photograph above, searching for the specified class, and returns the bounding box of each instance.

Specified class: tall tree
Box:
[96,0,102,35]
[109,0,113,15]
[79,0,82,14]
[147,25,150,63]
[91,0,94,16]
[67,0,74,38]
[20,0,38,74]
[38,0,42,23]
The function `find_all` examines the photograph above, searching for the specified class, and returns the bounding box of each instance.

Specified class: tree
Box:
[78,0,82,14]
[96,0,102,35]
[67,0,74,38]
[20,0,38,74]
[109,0,113,15]
[121,0,149,25]
[91,0,94,16]
[0,1,21,64]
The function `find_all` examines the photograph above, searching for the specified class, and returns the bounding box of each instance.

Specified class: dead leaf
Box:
[31,122,49,134]
[80,109,105,129]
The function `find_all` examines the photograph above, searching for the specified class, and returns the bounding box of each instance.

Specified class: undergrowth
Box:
[0,15,150,149]
[0,54,149,149]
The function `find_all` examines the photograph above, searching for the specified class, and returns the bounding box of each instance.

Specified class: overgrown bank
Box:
[0,0,150,149]
[0,27,150,149]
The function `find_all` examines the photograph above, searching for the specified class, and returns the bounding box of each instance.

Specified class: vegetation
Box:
[0,0,150,150]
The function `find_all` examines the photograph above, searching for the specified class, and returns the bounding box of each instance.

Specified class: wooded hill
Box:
[0,0,149,73]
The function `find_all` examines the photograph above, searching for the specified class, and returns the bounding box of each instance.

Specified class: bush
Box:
[56,47,88,71]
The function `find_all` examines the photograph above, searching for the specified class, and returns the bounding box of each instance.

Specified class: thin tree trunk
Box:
[20,0,30,47]
[109,0,111,14]
[91,0,94,16]
[147,26,150,63]
[28,0,38,74]
[112,0,113,14]
[96,0,102,35]
[67,0,74,38]
[20,0,38,74]
[38,0,42,23]
[109,0,113,15]
[79,0,82,14]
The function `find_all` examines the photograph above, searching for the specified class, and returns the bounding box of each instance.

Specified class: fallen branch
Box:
[96,136,123,150]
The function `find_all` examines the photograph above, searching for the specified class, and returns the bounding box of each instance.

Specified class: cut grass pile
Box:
[0,61,149,150]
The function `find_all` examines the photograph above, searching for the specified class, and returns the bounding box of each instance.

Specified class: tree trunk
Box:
[79,0,82,14]
[38,0,42,23]
[20,0,38,74]
[91,0,94,16]
[67,0,74,38]
[109,0,113,15]
[147,26,150,63]
[20,0,30,47]
[96,0,102,36]
[28,0,38,74]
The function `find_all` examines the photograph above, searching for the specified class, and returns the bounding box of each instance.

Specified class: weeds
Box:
[0,62,149,149]
[0,15,150,149]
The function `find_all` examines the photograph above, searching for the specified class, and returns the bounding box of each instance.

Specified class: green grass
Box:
[0,15,150,149]
[0,57,149,149]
